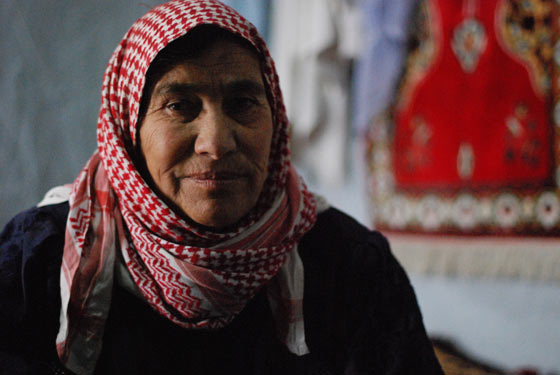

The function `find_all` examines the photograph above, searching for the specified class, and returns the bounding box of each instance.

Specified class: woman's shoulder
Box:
[299,206,408,342]
[299,205,406,290]
[0,202,69,248]
[305,206,389,247]
[0,202,69,284]
[0,202,69,364]
[300,207,443,374]
[299,206,394,276]
[0,201,69,276]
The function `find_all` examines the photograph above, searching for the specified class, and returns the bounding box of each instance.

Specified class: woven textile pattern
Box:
[56,1,317,374]
[368,0,560,236]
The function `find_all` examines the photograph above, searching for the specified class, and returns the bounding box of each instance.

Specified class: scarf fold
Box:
[55,2,319,374]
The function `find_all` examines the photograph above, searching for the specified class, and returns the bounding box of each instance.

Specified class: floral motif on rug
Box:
[368,0,560,236]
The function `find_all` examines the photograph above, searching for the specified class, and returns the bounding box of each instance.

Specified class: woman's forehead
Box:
[140,27,264,105]
[152,40,263,89]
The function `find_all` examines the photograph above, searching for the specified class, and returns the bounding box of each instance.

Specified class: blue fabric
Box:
[351,0,418,133]
[0,203,67,374]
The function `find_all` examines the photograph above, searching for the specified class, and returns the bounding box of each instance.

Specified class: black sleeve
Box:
[300,208,443,375]
[0,203,69,374]
[344,233,443,375]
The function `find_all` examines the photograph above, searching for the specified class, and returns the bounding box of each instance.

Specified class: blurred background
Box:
[1,0,559,373]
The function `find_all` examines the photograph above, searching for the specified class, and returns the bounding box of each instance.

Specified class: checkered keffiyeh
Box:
[55,1,318,374]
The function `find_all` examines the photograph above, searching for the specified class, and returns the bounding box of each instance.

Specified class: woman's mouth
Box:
[184,171,247,190]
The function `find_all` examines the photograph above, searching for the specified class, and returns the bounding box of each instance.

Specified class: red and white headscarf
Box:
[55,1,319,374]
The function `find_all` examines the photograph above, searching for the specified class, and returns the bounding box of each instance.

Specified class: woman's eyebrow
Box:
[154,79,266,98]
[223,79,266,96]
[154,82,202,97]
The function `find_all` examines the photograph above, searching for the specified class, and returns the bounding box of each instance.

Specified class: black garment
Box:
[0,203,442,375]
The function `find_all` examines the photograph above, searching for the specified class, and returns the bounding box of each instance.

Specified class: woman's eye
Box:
[166,100,201,122]
[239,97,259,109]
[167,102,183,111]
[167,100,193,112]
[226,97,259,115]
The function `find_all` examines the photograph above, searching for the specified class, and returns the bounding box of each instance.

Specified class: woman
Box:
[0,1,443,374]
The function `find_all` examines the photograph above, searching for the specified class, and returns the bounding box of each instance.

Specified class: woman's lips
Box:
[183,171,247,189]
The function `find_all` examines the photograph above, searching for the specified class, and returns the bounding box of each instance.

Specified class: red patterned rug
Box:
[367,0,560,280]
[368,0,560,237]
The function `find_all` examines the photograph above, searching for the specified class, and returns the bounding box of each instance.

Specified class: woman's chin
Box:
[178,196,255,230]
[172,178,260,229]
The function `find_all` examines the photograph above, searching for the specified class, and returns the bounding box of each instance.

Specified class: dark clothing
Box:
[0,203,442,375]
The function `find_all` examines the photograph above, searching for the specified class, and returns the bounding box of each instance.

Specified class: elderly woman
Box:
[0,1,442,374]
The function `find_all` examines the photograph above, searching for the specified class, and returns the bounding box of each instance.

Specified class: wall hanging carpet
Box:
[367,0,560,280]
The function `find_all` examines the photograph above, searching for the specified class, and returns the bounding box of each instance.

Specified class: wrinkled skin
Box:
[139,39,273,229]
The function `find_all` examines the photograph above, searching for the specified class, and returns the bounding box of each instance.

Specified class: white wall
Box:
[412,275,560,373]
[0,0,151,228]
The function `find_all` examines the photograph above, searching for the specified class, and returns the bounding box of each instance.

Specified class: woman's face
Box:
[138,38,273,229]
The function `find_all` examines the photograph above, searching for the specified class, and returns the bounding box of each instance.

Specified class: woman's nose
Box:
[194,106,236,159]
